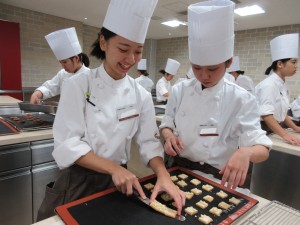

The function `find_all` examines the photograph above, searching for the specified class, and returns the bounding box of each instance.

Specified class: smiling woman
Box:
[36,0,185,221]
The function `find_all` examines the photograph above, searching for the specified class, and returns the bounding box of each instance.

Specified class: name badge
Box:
[117,105,139,121]
[199,125,219,136]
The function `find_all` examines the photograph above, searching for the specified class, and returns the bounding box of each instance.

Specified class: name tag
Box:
[199,125,219,136]
[117,105,139,121]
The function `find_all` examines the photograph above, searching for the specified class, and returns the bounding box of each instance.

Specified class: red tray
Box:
[55,167,258,225]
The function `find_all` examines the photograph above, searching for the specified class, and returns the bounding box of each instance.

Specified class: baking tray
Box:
[55,167,258,225]
[18,102,57,114]
[241,200,300,225]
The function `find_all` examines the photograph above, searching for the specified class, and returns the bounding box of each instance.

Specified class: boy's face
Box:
[192,59,232,88]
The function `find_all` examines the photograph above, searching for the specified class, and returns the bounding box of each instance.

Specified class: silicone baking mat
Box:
[55,167,258,225]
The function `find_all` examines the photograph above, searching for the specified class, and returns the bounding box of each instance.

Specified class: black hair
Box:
[236,70,245,75]
[265,58,291,75]
[90,27,117,60]
[159,69,166,75]
[70,53,90,67]
[138,70,149,76]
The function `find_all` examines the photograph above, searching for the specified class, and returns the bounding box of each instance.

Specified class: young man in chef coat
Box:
[160,0,272,190]
[30,27,90,104]
[156,58,180,104]
[135,59,154,92]
[227,56,255,94]
[37,0,185,221]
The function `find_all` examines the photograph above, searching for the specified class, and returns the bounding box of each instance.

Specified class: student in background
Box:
[135,59,154,92]
[174,67,195,85]
[30,27,90,104]
[255,33,300,145]
[37,0,185,221]
[227,56,254,94]
[160,0,271,189]
[156,58,180,104]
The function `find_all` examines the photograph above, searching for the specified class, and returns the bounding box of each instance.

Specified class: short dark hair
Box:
[90,27,117,60]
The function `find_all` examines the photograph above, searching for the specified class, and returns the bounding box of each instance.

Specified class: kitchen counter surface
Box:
[0,129,53,146]
[0,95,21,106]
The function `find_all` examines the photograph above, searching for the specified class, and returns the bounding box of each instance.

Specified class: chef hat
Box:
[270,33,299,62]
[187,67,195,79]
[165,58,180,76]
[103,0,158,44]
[188,0,235,66]
[45,27,82,61]
[137,59,147,70]
[227,56,240,72]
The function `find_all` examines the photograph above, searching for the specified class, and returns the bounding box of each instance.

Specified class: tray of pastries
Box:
[55,167,258,225]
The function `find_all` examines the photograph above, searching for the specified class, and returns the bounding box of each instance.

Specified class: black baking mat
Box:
[55,167,258,225]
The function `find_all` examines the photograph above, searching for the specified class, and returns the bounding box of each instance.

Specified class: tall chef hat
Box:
[165,58,180,76]
[188,0,235,66]
[187,67,195,79]
[137,59,147,70]
[227,56,240,72]
[45,27,82,61]
[103,0,158,44]
[270,33,299,62]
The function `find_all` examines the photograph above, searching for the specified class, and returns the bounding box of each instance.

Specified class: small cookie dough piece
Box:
[177,180,188,188]
[170,175,178,182]
[184,191,194,200]
[185,206,198,216]
[196,200,208,209]
[202,184,214,192]
[209,207,222,216]
[191,188,202,195]
[203,195,214,202]
[150,200,177,218]
[178,173,188,179]
[144,183,154,190]
[190,178,201,185]
[161,192,173,201]
[218,201,231,210]
[198,214,213,224]
[216,190,228,199]
[229,197,241,205]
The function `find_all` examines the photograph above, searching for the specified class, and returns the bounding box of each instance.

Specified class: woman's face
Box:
[100,35,143,80]
[280,58,298,77]
[59,56,81,73]
[165,74,174,81]
[192,59,231,88]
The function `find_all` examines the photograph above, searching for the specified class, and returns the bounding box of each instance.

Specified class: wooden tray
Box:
[55,167,258,225]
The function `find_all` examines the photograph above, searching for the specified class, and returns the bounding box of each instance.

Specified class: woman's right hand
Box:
[111,165,146,199]
[30,90,43,104]
[282,133,300,146]
[163,132,184,156]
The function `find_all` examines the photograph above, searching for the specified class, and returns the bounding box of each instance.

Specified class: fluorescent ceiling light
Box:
[234,5,265,16]
[161,20,186,27]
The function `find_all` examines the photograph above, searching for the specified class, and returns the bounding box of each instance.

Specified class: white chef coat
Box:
[291,96,300,118]
[36,64,89,100]
[224,72,235,83]
[135,75,154,93]
[52,64,163,169]
[160,77,272,170]
[255,72,290,122]
[156,77,170,102]
[236,75,255,94]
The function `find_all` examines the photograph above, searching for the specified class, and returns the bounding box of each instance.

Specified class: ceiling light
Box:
[161,20,186,27]
[234,5,265,16]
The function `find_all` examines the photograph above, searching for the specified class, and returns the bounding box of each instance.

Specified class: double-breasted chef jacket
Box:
[135,75,154,93]
[160,76,272,170]
[52,64,163,169]
[156,77,170,102]
[37,65,89,100]
[236,75,255,94]
[255,72,290,122]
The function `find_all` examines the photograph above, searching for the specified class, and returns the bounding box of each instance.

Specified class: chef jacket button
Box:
[200,162,205,165]
[209,117,217,124]
[203,142,209,148]
[121,160,126,165]
[126,136,131,140]
[214,95,220,101]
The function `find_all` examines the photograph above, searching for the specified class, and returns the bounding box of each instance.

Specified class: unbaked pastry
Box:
[203,195,214,202]
[185,206,198,216]
[196,200,208,209]
[209,207,222,216]
[198,214,213,224]
[191,188,202,195]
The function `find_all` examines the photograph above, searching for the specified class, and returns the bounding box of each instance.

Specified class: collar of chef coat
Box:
[100,64,128,88]
[270,72,285,85]
[194,74,225,96]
